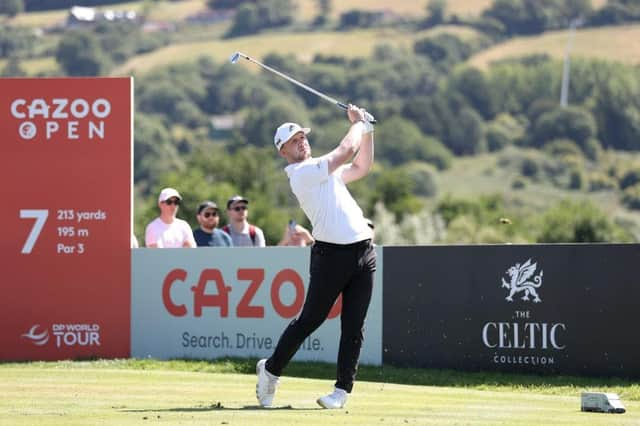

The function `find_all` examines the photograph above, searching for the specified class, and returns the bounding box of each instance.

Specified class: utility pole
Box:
[560,18,583,108]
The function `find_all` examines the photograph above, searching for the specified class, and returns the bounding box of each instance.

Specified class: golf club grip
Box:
[337,102,377,124]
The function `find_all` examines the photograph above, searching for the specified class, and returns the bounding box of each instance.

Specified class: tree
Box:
[590,0,640,26]
[445,107,486,155]
[532,106,599,158]
[425,0,447,27]
[314,0,332,25]
[537,199,629,242]
[237,99,310,149]
[0,25,38,58]
[0,0,24,17]
[133,113,184,189]
[374,115,452,169]
[448,67,496,119]
[226,0,295,37]
[486,113,525,151]
[413,33,471,69]
[55,31,111,76]
[338,10,380,29]
[593,67,640,151]
[226,4,259,36]
[483,0,592,36]
[372,169,423,220]
[208,0,247,9]
[1,57,26,77]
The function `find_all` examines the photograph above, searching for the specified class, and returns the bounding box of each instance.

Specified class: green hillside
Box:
[3,0,639,244]
[112,25,480,75]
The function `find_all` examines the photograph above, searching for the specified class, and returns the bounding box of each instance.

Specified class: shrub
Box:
[568,167,585,190]
[622,184,640,210]
[537,200,628,243]
[404,162,439,197]
[520,156,539,178]
[620,168,640,190]
[543,139,583,158]
[588,173,618,192]
[512,177,527,190]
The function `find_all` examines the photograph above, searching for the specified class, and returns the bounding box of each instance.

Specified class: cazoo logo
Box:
[10,98,111,142]
[21,323,101,348]
[501,259,543,303]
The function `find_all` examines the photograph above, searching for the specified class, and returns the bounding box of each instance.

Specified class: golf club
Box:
[230,51,376,124]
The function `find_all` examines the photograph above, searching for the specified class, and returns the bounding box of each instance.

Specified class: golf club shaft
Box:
[234,52,376,123]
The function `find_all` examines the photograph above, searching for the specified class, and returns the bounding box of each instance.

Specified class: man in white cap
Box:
[145,187,196,248]
[255,105,375,410]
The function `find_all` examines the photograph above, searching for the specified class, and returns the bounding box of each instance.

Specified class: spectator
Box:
[145,187,196,248]
[193,200,233,247]
[222,195,266,247]
[278,220,314,246]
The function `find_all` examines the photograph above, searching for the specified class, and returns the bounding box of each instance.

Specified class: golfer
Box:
[256,105,376,409]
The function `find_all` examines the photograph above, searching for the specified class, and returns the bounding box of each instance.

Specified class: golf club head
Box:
[229,52,241,64]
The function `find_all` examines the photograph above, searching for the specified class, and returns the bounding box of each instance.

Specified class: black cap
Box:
[227,195,249,209]
[197,201,218,214]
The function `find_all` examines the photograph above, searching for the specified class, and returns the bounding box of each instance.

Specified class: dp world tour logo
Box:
[501,259,544,303]
[21,324,49,346]
[21,323,101,348]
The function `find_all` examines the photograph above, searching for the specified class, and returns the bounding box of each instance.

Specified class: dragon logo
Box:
[501,259,543,303]
[21,324,49,346]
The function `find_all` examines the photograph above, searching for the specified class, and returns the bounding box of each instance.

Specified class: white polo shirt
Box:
[285,157,372,244]
[145,217,195,248]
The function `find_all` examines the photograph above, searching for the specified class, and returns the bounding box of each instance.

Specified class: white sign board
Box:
[131,247,382,365]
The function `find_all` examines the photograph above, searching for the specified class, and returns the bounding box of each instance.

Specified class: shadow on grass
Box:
[121,403,321,412]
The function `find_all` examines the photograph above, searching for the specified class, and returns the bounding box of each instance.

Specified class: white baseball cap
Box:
[274,122,310,151]
[158,187,182,202]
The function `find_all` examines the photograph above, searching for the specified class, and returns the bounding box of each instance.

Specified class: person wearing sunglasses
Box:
[144,187,196,248]
[193,201,232,247]
[222,195,266,247]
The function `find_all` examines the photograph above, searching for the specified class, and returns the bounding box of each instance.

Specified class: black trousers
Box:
[265,239,376,393]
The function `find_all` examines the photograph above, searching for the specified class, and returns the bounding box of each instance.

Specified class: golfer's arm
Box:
[341,131,373,184]
[326,122,365,175]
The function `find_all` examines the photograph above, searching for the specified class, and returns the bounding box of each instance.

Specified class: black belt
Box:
[313,239,371,250]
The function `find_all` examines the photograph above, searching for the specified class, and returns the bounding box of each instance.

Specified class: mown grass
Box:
[469,23,640,69]
[1,358,638,426]
[4,357,640,400]
[0,56,59,75]
[297,0,609,21]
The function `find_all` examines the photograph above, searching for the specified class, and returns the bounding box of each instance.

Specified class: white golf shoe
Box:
[256,359,279,407]
[316,387,348,409]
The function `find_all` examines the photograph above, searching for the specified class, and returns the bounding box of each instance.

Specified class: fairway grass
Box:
[469,24,640,69]
[1,360,638,425]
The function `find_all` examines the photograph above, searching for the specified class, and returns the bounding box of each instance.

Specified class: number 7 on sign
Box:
[20,209,48,254]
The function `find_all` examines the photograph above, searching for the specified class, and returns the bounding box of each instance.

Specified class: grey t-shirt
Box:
[223,223,266,247]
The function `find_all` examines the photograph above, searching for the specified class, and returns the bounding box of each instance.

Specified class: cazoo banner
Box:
[131,247,383,365]
[382,244,640,378]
